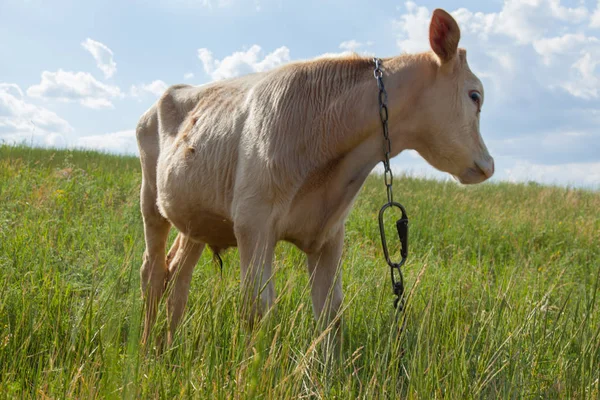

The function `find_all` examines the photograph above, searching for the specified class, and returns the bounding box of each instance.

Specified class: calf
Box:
[136,8,494,346]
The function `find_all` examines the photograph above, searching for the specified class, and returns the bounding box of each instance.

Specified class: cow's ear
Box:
[429,8,460,64]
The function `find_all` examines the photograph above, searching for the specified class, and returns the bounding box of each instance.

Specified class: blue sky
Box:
[1,0,599,188]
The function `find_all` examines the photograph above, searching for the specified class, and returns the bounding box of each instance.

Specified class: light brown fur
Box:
[136,9,494,347]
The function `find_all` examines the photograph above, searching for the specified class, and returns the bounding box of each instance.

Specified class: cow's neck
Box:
[322,54,434,189]
[301,54,435,243]
[288,55,436,247]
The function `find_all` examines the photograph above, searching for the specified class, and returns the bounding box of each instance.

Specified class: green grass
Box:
[0,143,599,399]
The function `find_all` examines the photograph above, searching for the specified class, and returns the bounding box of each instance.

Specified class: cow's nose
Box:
[475,157,494,178]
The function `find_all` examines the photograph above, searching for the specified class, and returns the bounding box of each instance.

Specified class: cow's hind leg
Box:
[137,107,172,346]
[139,189,171,346]
[166,235,205,346]
[166,233,182,268]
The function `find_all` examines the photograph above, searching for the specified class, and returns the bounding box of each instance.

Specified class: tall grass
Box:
[0,144,598,398]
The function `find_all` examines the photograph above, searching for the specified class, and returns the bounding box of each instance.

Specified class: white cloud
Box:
[490,130,600,165]
[27,69,123,109]
[0,83,23,98]
[531,32,600,98]
[339,40,362,52]
[533,33,598,65]
[489,0,587,44]
[338,40,375,57]
[0,86,136,153]
[396,0,590,50]
[529,30,600,99]
[130,80,169,98]
[198,0,232,7]
[504,160,600,188]
[163,0,233,8]
[183,72,195,80]
[547,0,588,22]
[394,2,600,100]
[561,51,600,99]
[486,50,515,72]
[197,48,215,76]
[74,130,138,155]
[394,2,431,53]
[81,38,117,79]
[0,83,74,146]
[339,40,374,52]
[314,51,355,60]
[197,45,291,81]
[592,1,600,28]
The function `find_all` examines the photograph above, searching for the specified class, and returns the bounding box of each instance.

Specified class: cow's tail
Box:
[209,245,224,276]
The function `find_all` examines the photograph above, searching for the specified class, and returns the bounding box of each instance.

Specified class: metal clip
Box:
[378,202,409,269]
[379,202,409,309]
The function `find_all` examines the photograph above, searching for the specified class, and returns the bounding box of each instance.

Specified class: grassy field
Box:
[0,144,599,399]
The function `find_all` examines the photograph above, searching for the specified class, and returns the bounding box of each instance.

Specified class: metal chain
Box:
[373,57,407,312]
[373,58,394,205]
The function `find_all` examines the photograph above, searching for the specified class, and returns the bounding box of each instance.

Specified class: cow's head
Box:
[412,9,494,184]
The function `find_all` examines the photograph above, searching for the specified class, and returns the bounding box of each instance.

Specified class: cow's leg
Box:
[165,235,205,346]
[235,223,276,327]
[306,227,345,345]
[166,233,182,268]
[139,183,171,346]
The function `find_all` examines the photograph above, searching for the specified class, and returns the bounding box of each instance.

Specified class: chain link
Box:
[374,57,408,312]
[373,58,394,205]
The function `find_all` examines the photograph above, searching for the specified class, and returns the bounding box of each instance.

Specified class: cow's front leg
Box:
[235,223,276,328]
[166,235,205,346]
[306,227,345,350]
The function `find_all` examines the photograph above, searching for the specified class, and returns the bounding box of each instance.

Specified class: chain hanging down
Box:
[373,58,409,311]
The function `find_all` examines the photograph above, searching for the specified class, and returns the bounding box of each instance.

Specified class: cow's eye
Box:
[469,90,482,106]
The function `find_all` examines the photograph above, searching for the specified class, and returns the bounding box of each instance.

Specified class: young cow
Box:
[136,9,494,346]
